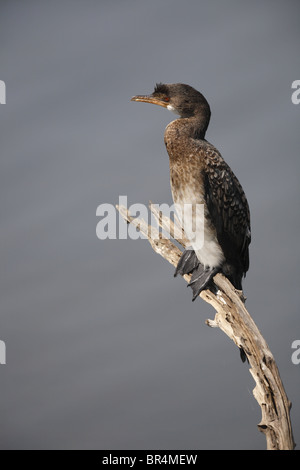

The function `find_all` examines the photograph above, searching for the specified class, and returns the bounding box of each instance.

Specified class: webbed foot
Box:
[174,249,199,277]
[188,265,220,301]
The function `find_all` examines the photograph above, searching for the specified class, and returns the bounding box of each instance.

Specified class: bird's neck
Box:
[187,114,209,139]
[169,114,209,140]
[164,115,209,159]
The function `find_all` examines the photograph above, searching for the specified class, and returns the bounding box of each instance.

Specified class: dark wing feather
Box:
[203,147,251,277]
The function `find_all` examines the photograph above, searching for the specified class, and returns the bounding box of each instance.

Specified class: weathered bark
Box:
[116,203,295,450]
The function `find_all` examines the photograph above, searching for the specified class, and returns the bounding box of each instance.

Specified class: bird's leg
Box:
[174,248,199,277]
[188,265,220,301]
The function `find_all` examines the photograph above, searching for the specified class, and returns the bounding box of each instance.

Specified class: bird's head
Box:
[131,83,211,121]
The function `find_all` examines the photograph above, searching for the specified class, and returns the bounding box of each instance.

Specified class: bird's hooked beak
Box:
[131,94,169,108]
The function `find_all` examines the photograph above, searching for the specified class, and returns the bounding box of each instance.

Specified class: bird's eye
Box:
[164,96,170,102]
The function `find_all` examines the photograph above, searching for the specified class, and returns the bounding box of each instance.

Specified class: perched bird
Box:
[131,83,251,302]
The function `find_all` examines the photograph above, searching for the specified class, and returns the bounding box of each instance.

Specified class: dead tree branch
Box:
[116,202,295,450]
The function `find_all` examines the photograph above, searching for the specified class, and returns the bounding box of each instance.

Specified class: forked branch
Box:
[116,203,295,450]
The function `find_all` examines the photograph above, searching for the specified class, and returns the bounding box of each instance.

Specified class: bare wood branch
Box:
[116,204,295,450]
[149,201,189,247]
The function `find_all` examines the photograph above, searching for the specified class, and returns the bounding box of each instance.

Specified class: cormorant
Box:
[131,83,251,301]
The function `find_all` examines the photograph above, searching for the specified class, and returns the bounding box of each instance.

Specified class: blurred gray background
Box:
[1,0,299,450]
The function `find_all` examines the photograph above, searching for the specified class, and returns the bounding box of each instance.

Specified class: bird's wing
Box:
[202,146,251,275]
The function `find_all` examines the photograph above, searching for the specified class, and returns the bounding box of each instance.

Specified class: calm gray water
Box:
[0,0,299,449]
